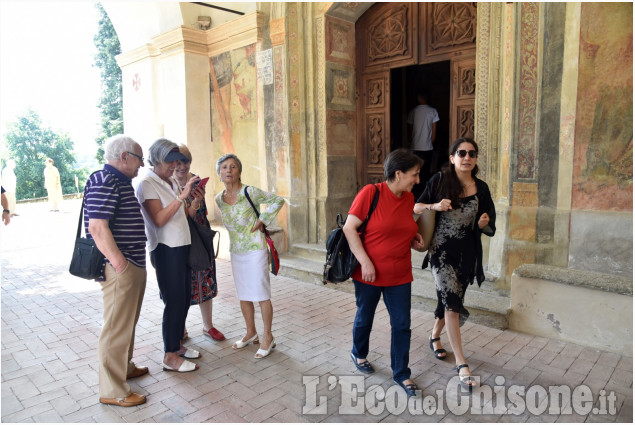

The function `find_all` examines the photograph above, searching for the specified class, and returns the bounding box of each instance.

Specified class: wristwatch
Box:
[2,209,9,214]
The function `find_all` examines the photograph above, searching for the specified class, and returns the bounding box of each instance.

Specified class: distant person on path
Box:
[173,144,225,343]
[215,153,285,359]
[2,159,17,216]
[414,138,496,391]
[407,89,439,199]
[343,149,425,397]
[2,186,11,225]
[83,135,149,407]
[135,138,202,373]
[44,158,63,211]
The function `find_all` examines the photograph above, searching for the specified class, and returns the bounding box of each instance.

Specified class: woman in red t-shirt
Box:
[343,149,425,397]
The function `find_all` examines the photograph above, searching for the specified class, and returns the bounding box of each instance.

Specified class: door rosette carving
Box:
[431,3,476,50]
[369,5,408,61]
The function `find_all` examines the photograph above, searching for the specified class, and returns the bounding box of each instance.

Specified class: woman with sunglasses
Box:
[414,138,496,391]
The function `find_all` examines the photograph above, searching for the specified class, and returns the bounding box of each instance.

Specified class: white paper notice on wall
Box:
[257,49,273,85]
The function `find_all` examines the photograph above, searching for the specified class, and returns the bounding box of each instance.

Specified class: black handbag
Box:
[69,197,105,279]
[323,184,380,284]
[187,215,218,271]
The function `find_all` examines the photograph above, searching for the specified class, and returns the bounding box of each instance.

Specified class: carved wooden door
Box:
[355,2,476,185]
[450,56,476,144]
[358,71,391,187]
[356,3,418,188]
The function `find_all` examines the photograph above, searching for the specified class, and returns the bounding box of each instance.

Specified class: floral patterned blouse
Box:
[215,185,285,254]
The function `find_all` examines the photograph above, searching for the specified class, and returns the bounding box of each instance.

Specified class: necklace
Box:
[462,181,475,189]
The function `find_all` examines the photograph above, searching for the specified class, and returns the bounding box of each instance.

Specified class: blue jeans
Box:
[352,280,412,382]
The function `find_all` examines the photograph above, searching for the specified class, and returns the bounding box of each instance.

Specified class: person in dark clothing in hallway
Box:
[408,89,439,199]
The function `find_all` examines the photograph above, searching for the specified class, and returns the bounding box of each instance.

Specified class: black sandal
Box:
[429,335,447,360]
[393,379,419,397]
[350,353,374,374]
[454,364,476,391]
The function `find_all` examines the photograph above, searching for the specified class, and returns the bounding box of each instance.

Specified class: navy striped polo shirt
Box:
[83,164,147,279]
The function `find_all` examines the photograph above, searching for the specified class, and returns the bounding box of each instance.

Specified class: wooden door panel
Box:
[358,71,390,188]
[420,2,477,63]
[364,76,386,109]
[355,2,477,186]
[450,57,476,143]
[358,2,419,73]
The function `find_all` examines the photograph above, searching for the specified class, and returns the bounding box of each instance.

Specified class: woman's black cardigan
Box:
[416,172,496,286]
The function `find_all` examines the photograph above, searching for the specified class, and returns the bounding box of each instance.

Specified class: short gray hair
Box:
[104,135,138,161]
[148,138,177,167]
[215,153,242,175]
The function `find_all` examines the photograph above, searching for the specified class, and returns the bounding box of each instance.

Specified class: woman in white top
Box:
[135,138,202,373]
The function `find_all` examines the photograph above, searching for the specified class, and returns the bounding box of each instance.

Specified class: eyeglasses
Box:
[127,151,144,162]
[455,149,478,158]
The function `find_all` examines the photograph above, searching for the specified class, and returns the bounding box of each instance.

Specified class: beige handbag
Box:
[416,209,436,251]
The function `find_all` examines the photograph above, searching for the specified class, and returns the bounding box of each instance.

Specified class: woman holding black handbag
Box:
[173,145,225,343]
[343,149,425,397]
[414,138,496,391]
[214,153,285,359]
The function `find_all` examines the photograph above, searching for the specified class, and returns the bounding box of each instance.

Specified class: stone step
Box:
[289,242,327,262]
[279,244,510,329]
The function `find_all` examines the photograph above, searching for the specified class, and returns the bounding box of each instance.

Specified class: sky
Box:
[0,1,102,158]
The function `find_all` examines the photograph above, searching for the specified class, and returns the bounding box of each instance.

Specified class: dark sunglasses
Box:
[455,149,478,158]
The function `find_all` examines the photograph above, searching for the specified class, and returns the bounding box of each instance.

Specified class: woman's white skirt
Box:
[230,249,271,301]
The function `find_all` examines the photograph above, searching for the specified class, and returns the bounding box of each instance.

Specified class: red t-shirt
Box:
[348,182,417,286]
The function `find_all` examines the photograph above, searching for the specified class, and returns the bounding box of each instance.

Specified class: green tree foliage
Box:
[4,108,89,200]
[93,3,123,162]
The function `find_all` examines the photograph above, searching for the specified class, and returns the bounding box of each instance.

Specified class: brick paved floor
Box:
[1,199,632,422]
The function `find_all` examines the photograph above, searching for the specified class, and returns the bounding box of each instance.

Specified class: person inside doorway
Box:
[407,89,439,199]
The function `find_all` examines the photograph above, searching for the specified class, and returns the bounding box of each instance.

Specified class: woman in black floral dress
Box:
[414,138,495,390]
[174,145,225,342]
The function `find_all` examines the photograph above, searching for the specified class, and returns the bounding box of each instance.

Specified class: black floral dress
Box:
[417,172,496,327]
[177,177,218,306]
[189,202,218,305]
[428,194,479,326]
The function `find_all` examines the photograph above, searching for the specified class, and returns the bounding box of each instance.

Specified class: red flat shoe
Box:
[205,327,226,341]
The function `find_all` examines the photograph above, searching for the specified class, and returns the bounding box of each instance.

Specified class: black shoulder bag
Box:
[323,184,380,284]
[69,171,119,280]
[69,197,106,279]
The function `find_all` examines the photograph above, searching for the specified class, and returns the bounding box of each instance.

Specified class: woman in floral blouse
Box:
[215,153,285,359]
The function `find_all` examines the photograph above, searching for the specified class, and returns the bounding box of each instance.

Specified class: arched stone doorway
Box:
[355,2,477,188]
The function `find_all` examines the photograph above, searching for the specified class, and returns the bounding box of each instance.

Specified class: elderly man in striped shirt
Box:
[84,135,148,407]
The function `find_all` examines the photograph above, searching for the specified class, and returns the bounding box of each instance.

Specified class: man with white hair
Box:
[83,135,148,407]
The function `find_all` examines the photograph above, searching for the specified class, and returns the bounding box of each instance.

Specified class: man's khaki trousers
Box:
[99,262,146,398]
